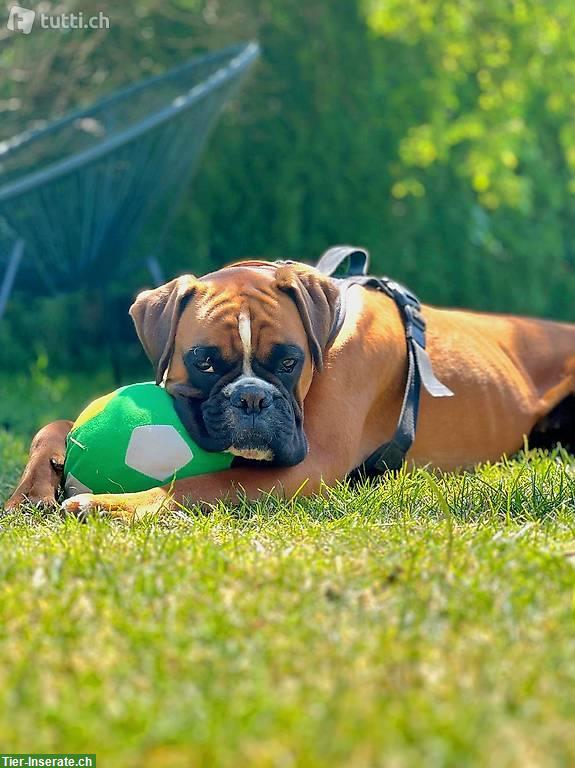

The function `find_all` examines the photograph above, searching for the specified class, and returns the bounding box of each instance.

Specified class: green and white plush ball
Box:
[63,382,233,497]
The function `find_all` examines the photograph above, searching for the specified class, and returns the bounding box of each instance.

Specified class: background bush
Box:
[2,0,575,374]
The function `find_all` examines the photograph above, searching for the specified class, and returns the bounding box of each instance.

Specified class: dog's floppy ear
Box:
[129,276,197,384]
[274,265,341,371]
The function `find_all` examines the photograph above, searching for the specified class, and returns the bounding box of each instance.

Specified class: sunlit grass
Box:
[2,426,575,766]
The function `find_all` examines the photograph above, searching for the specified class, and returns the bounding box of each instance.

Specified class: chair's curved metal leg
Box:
[0,239,24,319]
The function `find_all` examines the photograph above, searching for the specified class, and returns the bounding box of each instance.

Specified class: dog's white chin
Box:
[228,446,273,461]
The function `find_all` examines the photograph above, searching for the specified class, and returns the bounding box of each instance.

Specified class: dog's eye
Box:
[279,357,297,373]
[194,358,214,373]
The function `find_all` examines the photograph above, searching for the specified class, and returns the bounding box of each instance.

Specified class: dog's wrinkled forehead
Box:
[130,260,341,385]
[172,265,309,364]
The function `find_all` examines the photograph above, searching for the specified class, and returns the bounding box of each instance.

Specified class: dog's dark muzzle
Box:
[215,376,286,454]
[200,375,307,466]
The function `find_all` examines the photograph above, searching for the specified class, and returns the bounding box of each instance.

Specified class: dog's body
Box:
[7,251,575,519]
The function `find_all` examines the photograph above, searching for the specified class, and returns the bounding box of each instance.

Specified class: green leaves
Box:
[365,0,575,214]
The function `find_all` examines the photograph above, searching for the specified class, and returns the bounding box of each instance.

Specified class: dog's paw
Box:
[61,493,102,521]
[4,486,59,513]
[61,490,164,521]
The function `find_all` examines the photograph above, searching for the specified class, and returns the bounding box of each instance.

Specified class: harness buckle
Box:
[404,304,426,348]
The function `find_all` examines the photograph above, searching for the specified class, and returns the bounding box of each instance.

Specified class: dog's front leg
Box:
[61,448,350,521]
[5,420,73,510]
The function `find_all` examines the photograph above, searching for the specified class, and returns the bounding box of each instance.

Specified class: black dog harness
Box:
[315,246,453,474]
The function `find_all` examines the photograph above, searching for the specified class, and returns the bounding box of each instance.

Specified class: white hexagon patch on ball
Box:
[125,425,194,481]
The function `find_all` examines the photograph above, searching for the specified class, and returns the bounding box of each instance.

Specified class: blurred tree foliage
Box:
[365,0,575,317]
[1,0,575,372]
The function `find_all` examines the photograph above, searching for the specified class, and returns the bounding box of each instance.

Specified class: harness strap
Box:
[316,246,453,473]
[314,245,369,279]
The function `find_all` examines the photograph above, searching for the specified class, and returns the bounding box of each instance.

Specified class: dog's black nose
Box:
[229,381,274,414]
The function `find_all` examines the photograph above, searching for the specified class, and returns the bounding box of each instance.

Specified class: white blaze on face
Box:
[238,308,253,375]
[227,307,274,462]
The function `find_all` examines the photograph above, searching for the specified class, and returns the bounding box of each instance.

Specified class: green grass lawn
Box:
[2,374,575,766]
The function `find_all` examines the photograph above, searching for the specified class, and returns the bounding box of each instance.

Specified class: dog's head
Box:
[129,259,343,466]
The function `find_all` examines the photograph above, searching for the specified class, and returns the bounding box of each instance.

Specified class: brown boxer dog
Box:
[6,248,575,520]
